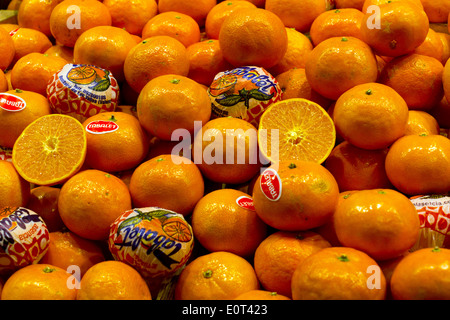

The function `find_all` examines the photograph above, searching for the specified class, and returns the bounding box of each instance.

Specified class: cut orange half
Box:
[12,114,87,186]
[258,98,336,164]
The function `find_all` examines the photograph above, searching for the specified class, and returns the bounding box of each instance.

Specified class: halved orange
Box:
[12,114,87,186]
[258,98,336,164]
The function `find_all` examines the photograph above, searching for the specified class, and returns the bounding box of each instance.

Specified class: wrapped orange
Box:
[46,63,119,122]
[108,207,194,280]
[208,66,282,127]
[0,206,50,276]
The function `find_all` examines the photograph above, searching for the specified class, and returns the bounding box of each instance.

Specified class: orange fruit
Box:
[430,96,450,129]
[186,39,233,86]
[49,0,112,48]
[58,169,132,240]
[27,186,65,232]
[0,26,15,71]
[252,160,340,231]
[421,0,450,23]
[253,230,331,298]
[309,8,365,46]
[0,24,20,34]
[39,230,106,277]
[361,0,423,12]
[0,70,8,93]
[174,251,259,300]
[0,160,30,208]
[379,53,444,111]
[129,154,204,216]
[291,247,387,300]
[218,8,288,69]
[234,290,291,300]
[102,0,158,35]
[10,53,67,96]
[442,58,450,103]
[334,189,420,261]
[136,74,211,141]
[10,27,52,66]
[314,190,357,247]
[7,0,22,10]
[82,111,150,172]
[275,68,331,110]
[265,0,327,33]
[17,0,64,37]
[0,89,52,148]
[123,36,190,93]
[191,189,267,257]
[76,260,152,300]
[192,117,262,184]
[405,110,440,136]
[141,11,201,48]
[257,98,336,164]
[305,36,378,100]
[157,0,217,27]
[390,247,450,300]
[413,28,444,61]
[324,141,392,192]
[385,134,450,195]
[44,45,74,63]
[73,26,137,82]
[267,27,313,77]
[437,32,450,65]
[12,114,86,186]
[332,82,409,150]
[335,0,364,10]
[1,264,77,300]
[205,0,257,40]
[360,2,429,57]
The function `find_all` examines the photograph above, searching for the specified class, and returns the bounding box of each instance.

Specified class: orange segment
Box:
[12,114,87,186]
[258,98,336,164]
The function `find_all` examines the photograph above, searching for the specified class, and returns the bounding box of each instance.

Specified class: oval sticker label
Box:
[9,28,20,37]
[0,93,26,112]
[236,196,256,211]
[260,168,282,201]
[85,120,119,134]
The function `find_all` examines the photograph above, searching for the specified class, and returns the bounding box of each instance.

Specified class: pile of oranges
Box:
[1,0,450,301]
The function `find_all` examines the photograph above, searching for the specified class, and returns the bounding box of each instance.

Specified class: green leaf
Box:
[117,216,142,235]
[90,78,110,92]
[216,94,242,107]
[0,10,18,24]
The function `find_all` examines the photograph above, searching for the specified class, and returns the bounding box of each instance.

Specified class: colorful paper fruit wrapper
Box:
[0,146,12,162]
[46,63,119,123]
[0,207,50,276]
[410,194,450,251]
[108,207,194,280]
[208,66,282,127]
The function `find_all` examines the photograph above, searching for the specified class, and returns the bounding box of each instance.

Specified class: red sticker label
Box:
[9,28,20,37]
[85,120,119,134]
[260,168,282,201]
[236,196,256,211]
[0,93,26,112]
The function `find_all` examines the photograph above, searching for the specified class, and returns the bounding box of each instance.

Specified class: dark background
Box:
[1,0,10,10]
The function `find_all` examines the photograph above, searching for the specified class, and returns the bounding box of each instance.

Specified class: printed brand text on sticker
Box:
[0,93,26,112]
[85,120,119,134]
[236,196,256,211]
[260,168,282,201]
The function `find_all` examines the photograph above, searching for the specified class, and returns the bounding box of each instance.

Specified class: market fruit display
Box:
[0,0,450,301]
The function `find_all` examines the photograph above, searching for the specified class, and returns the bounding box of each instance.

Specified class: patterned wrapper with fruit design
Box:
[208,66,282,127]
[0,207,50,276]
[108,207,194,280]
[410,195,450,251]
[0,146,12,162]
[46,64,119,123]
